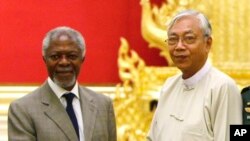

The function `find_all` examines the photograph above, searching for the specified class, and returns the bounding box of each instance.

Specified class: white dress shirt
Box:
[48,77,84,141]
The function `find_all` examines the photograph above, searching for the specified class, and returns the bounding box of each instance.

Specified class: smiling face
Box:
[43,34,84,91]
[167,15,212,79]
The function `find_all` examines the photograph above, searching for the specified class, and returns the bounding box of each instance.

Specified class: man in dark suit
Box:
[241,86,250,124]
[8,26,117,141]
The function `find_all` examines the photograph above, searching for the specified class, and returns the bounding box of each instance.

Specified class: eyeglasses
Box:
[166,35,198,46]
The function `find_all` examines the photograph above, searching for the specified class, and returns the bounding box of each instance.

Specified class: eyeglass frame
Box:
[166,33,209,46]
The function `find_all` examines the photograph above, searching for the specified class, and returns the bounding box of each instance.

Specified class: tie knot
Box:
[63,93,75,104]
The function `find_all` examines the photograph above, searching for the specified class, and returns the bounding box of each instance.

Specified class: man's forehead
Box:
[168,30,195,36]
[168,18,202,35]
[49,37,78,47]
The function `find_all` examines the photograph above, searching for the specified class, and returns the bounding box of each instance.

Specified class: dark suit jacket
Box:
[8,81,117,141]
[241,86,250,125]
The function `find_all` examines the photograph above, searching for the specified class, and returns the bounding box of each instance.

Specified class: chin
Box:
[176,64,188,69]
[53,76,76,89]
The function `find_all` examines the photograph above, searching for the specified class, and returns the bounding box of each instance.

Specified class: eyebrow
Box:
[168,30,195,36]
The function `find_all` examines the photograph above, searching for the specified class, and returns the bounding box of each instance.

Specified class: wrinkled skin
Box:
[43,35,84,91]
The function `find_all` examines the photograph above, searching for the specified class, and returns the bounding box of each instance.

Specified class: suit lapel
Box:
[79,87,97,141]
[40,82,78,141]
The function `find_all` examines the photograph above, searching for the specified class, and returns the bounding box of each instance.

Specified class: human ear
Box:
[206,36,212,51]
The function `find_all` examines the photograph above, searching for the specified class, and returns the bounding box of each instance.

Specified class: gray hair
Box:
[167,10,212,37]
[42,26,86,57]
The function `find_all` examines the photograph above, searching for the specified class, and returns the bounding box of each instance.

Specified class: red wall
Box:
[0,0,167,85]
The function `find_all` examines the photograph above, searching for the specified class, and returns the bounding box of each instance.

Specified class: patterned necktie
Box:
[63,93,79,139]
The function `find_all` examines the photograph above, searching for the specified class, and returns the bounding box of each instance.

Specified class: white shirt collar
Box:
[183,60,211,88]
[47,77,79,99]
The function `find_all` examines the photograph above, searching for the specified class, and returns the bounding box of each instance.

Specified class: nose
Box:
[58,55,70,65]
[175,39,186,50]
